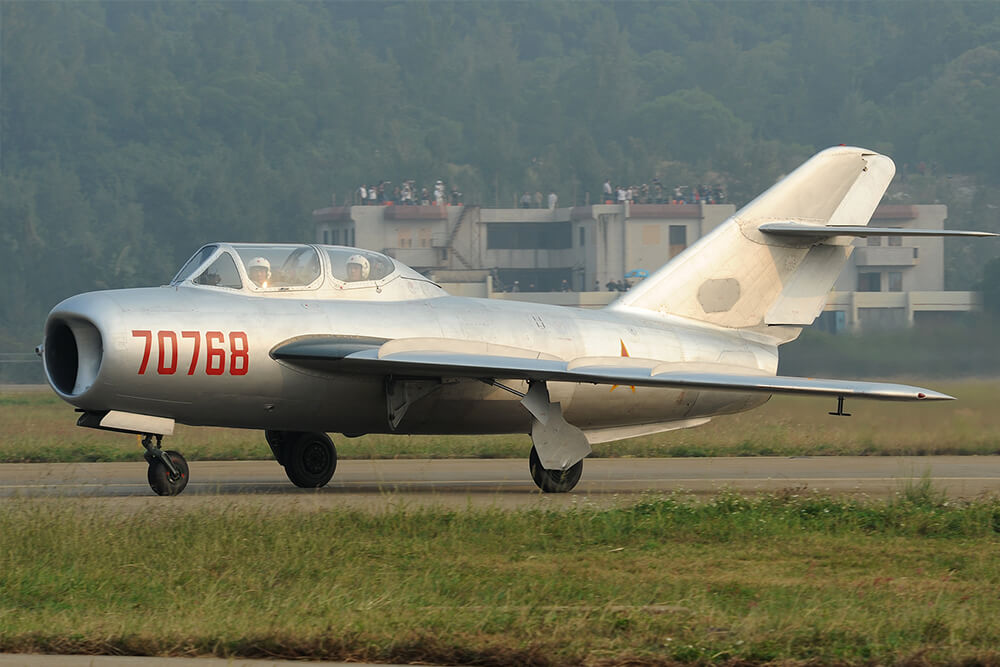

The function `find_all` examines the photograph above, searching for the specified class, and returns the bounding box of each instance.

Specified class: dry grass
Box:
[1,379,998,462]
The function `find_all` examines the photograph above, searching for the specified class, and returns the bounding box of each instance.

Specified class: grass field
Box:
[2,379,998,462]
[2,484,1000,665]
[4,382,1000,664]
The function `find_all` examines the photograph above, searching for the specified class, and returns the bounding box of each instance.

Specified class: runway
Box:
[1,456,999,509]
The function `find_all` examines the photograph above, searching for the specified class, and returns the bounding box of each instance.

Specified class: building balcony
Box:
[312,206,352,222]
[871,205,918,220]
[384,204,448,221]
[853,246,918,267]
[627,204,702,219]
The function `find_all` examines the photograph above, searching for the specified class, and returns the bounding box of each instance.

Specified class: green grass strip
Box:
[4,488,1000,665]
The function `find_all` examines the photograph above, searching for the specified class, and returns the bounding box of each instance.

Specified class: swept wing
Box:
[272,337,953,402]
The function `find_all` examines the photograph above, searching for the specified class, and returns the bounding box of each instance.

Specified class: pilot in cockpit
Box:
[247,256,271,288]
[346,254,370,282]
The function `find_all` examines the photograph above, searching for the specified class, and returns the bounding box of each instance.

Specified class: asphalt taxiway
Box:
[1,456,998,509]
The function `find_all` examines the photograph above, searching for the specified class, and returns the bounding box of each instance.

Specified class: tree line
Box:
[2,1,999,348]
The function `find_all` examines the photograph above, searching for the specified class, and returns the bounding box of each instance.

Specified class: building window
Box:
[669,225,687,258]
[487,222,572,250]
[497,268,572,292]
[332,229,341,245]
[867,236,882,246]
[889,235,902,247]
[579,226,585,247]
[858,272,881,292]
[322,230,330,244]
[888,271,903,292]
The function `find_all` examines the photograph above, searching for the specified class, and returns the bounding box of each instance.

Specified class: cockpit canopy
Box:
[171,243,442,299]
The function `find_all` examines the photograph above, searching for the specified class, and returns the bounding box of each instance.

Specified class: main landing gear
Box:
[529,445,583,493]
[486,378,589,494]
[266,430,338,488]
[141,434,189,496]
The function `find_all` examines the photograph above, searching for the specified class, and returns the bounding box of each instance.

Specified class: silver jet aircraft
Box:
[39,146,995,495]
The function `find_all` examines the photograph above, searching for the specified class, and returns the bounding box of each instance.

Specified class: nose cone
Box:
[41,292,120,403]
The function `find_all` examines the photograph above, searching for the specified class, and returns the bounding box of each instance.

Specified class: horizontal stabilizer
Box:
[760,223,998,238]
[272,340,954,402]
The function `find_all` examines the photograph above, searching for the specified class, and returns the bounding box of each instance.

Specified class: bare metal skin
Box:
[38,147,993,495]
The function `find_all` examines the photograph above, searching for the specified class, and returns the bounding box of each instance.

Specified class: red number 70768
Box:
[131,330,249,376]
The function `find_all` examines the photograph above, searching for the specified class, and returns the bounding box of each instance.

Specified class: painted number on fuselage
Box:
[131,330,249,376]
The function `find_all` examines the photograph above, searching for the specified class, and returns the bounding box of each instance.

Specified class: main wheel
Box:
[284,432,337,488]
[529,445,583,493]
[147,450,189,496]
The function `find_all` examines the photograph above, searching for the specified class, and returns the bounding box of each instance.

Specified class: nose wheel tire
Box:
[529,445,583,493]
[284,432,338,488]
[147,450,189,496]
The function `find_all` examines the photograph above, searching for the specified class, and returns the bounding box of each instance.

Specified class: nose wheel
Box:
[141,434,189,496]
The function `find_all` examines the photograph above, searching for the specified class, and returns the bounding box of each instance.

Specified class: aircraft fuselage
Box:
[45,286,774,437]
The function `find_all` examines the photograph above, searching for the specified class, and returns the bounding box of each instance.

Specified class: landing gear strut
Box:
[142,434,189,496]
[266,430,338,488]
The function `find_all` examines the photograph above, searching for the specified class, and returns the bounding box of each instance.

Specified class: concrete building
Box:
[313,202,979,331]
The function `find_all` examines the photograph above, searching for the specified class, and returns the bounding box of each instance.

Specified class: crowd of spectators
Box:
[603,278,633,292]
[356,179,462,206]
[493,276,638,293]
[518,191,559,209]
[601,179,726,205]
[347,178,724,208]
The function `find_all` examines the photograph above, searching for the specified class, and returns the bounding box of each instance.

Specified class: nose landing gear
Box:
[141,434,189,496]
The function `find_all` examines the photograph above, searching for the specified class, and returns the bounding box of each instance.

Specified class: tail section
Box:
[609,146,895,330]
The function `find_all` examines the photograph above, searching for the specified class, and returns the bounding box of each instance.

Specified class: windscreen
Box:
[172,245,218,284]
[194,253,242,289]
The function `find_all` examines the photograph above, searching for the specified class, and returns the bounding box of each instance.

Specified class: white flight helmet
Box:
[346,254,370,280]
[247,256,271,277]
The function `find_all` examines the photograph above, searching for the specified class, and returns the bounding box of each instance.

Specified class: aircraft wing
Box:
[272,338,953,401]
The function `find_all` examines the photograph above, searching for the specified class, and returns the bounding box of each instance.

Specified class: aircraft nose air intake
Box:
[43,313,104,397]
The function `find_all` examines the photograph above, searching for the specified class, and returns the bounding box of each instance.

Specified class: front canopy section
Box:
[172,243,322,292]
[171,243,444,299]
[232,244,323,290]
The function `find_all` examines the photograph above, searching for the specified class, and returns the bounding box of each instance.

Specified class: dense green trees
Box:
[2,1,999,347]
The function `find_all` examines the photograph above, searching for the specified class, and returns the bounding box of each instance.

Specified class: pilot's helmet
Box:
[247,256,271,286]
[346,254,370,280]
[248,256,271,275]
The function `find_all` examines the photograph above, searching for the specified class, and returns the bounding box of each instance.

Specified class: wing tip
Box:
[917,390,955,401]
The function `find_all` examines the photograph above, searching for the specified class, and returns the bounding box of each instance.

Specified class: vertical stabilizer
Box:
[609,146,895,329]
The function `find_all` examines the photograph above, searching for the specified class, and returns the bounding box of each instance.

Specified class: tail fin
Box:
[609,146,895,330]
